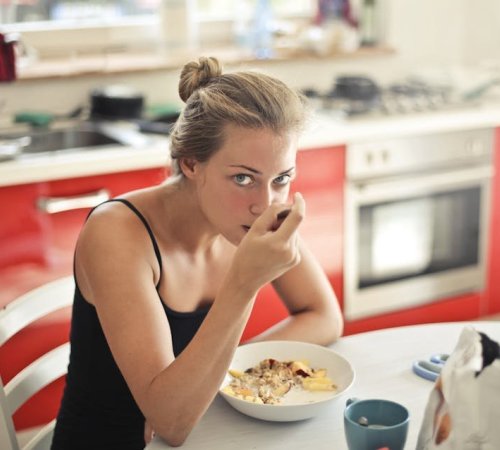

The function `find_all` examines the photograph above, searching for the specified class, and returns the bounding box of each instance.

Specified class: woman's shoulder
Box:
[83,199,137,232]
[78,194,155,257]
[85,184,158,228]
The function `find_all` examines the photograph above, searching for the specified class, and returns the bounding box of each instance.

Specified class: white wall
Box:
[462,1,500,65]
[384,0,466,67]
[1,0,499,121]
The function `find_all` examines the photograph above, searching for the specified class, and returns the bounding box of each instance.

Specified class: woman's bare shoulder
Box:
[80,200,145,241]
[75,198,161,290]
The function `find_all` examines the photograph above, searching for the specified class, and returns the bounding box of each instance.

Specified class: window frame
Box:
[2,1,316,59]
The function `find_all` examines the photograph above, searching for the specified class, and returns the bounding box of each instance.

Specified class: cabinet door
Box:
[242,146,346,341]
[486,127,500,314]
[41,168,167,276]
[343,292,483,336]
[0,183,47,270]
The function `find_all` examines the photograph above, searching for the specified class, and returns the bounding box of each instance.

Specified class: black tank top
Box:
[51,199,210,450]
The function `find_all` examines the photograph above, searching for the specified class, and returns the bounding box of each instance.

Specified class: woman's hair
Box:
[169,56,308,175]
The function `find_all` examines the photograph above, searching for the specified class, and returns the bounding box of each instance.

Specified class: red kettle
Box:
[0,32,18,82]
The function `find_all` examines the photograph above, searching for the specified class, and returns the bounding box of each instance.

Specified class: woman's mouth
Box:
[242,225,251,232]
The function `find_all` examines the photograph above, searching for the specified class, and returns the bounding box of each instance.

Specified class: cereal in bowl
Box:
[222,358,337,404]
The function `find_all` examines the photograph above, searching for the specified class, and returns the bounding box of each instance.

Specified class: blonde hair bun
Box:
[178,56,222,103]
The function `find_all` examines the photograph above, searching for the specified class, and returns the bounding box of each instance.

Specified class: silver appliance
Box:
[303,77,472,119]
[344,128,495,320]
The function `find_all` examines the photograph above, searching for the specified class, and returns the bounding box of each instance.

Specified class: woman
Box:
[51,56,343,449]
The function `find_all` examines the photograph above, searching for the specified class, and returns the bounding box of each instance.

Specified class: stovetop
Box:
[303,78,472,120]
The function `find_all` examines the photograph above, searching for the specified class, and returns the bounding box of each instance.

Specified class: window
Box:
[0,0,315,59]
[1,1,161,25]
[1,0,314,27]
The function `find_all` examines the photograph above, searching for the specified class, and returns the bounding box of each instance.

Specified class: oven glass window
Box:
[358,187,481,288]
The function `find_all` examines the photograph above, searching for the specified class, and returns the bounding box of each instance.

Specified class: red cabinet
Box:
[343,292,484,336]
[0,183,48,270]
[0,167,166,430]
[242,145,346,341]
[486,127,500,314]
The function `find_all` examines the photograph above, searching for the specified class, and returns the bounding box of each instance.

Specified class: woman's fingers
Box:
[250,192,305,237]
[250,203,289,234]
[274,192,305,240]
[144,421,155,444]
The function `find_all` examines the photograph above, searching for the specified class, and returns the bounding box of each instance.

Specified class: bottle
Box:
[233,0,253,49]
[160,0,198,54]
[250,0,274,59]
[360,0,377,46]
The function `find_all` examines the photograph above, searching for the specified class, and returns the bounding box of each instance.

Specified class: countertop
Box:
[2,101,500,187]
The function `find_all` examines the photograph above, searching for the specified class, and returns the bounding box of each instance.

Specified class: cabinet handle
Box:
[37,189,111,214]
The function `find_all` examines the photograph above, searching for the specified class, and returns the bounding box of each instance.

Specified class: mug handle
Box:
[346,397,360,407]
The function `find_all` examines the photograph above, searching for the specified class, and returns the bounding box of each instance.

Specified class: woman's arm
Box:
[250,237,344,345]
[75,196,305,447]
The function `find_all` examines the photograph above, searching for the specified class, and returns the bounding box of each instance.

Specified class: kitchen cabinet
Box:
[0,183,47,270]
[343,292,484,335]
[242,145,346,341]
[0,166,166,430]
[486,127,500,314]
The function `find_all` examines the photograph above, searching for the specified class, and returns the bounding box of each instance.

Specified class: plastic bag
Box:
[416,326,500,449]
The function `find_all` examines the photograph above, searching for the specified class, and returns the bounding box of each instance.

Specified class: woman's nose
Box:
[249,186,276,216]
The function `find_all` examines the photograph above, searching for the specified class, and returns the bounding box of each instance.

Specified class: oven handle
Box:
[349,165,494,203]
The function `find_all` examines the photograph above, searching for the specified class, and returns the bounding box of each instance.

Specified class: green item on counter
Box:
[146,103,181,119]
[14,111,54,128]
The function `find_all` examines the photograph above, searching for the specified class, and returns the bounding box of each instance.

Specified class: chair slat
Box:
[0,379,19,450]
[5,344,70,415]
[0,276,73,450]
[0,277,74,345]
[23,420,56,450]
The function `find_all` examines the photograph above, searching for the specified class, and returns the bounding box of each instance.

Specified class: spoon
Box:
[271,209,291,231]
[358,416,369,426]
[357,416,388,429]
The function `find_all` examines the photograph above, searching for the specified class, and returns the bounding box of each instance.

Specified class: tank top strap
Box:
[90,199,163,286]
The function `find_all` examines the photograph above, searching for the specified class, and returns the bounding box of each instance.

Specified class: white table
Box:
[146,321,500,450]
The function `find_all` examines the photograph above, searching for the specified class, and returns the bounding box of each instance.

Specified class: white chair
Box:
[0,276,74,450]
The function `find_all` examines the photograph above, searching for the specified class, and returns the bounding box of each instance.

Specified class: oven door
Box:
[344,164,494,320]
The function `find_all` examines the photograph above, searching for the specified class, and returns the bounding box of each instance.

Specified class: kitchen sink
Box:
[20,128,121,154]
[0,121,157,163]
[0,125,123,158]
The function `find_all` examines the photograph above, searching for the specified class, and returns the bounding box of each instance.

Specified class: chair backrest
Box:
[0,276,74,450]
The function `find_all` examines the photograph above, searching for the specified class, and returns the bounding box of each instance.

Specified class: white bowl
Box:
[219,340,355,422]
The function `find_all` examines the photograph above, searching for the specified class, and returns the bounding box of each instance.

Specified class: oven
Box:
[344,128,495,320]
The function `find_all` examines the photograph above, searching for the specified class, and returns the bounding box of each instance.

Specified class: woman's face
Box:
[192,125,298,245]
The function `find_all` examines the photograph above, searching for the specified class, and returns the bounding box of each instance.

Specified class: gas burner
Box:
[303,77,457,119]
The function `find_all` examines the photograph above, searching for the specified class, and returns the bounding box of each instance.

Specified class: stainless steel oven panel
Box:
[344,165,493,320]
[347,128,494,181]
[348,165,494,204]
[344,266,486,319]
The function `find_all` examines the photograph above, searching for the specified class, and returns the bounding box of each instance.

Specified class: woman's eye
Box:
[233,174,253,186]
[273,174,291,186]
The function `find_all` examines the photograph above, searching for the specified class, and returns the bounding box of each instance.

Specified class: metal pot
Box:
[90,85,144,120]
[332,76,380,102]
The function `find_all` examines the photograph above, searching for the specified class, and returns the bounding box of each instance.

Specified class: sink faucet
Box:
[0,136,31,160]
[462,77,500,102]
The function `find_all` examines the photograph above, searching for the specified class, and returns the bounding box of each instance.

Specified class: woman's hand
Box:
[227,192,306,296]
[144,421,155,445]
